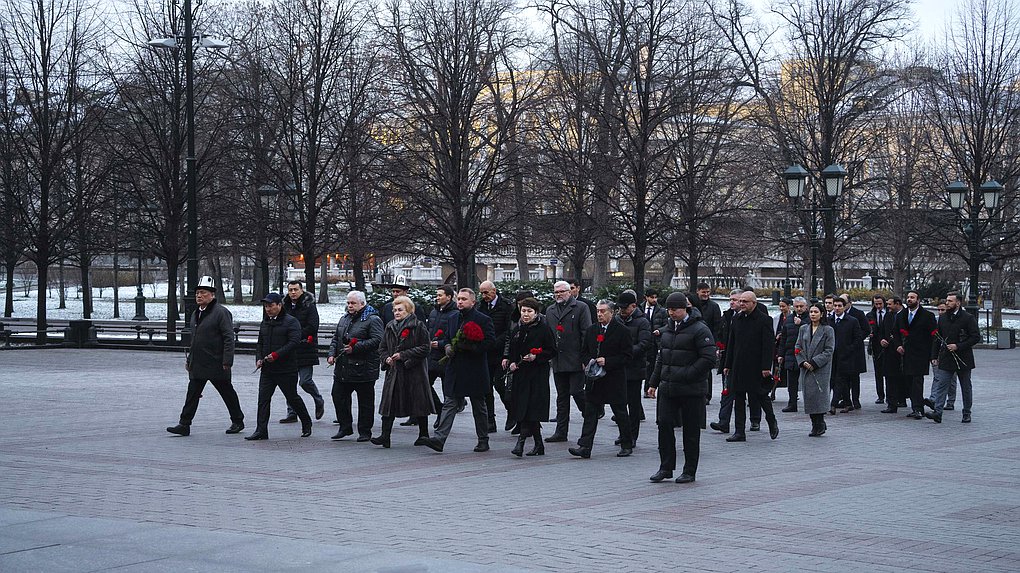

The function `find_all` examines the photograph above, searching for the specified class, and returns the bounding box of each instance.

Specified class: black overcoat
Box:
[724,305,775,394]
[891,306,937,376]
[187,299,234,381]
[580,317,632,405]
[439,307,496,398]
[620,308,653,381]
[505,315,557,422]
[426,301,457,378]
[931,308,980,371]
[283,291,320,367]
[479,294,514,369]
[831,313,866,376]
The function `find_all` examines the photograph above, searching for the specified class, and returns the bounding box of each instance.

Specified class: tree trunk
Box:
[319,253,329,303]
[304,249,316,297]
[352,252,366,291]
[80,259,93,319]
[4,263,14,317]
[113,248,120,319]
[252,256,269,302]
[211,256,225,304]
[232,244,244,304]
[166,261,179,344]
[58,260,66,309]
[660,246,676,288]
[36,262,49,344]
[991,262,1003,328]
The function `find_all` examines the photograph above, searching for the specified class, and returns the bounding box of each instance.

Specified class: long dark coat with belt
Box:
[378,315,435,418]
[504,315,557,422]
[931,308,980,371]
[328,306,385,384]
[879,309,901,376]
[256,314,302,375]
[283,291,320,367]
[439,306,496,398]
[580,317,633,405]
[187,299,235,381]
[831,313,865,376]
[891,306,937,376]
[724,305,775,394]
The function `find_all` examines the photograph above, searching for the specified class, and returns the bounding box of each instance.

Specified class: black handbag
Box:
[503,368,514,395]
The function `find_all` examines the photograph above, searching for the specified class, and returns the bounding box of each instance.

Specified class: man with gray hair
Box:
[545,280,593,442]
[777,296,809,412]
[723,290,779,441]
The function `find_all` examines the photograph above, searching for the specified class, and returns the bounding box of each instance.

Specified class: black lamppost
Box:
[149,3,227,329]
[258,184,295,294]
[947,179,1004,316]
[128,202,156,321]
[782,163,846,301]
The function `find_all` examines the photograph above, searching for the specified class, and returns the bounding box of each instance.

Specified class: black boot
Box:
[808,414,821,437]
[526,424,545,456]
[371,417,393,448]
[511,435,526,457]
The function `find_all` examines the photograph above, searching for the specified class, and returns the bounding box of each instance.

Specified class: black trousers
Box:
[785,368,800,406]
[578,398,631,450]
[179,377,244,426]
[656,394,704,476]
[625,378,643,443]
[831,372,853,408]
[734,388,774,434]
[486,363,510,426]
[872,358,886,401]
[333,380,375,437]
[256,372,310,433]
[884,372,909,409]
[907,375,925,412]
[718,375,761,425]
[553,371,585,437]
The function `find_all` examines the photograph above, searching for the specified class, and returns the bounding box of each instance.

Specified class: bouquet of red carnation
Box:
[439,321,485,364]
[530,347,543,355]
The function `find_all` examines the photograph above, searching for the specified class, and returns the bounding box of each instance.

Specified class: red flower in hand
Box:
[899,329,909,337]
[596,334,605,343]
[462,321,485,342]
[721,388,729,397]
[307,335,313,343]
[716,341,726,350]
[348,337,358,346]
[530,347,542,355]
[794,348,801,355]
[930,329,939,337]
[400,328,410,339]
[434,329,444,338]
[868,320,876,326]
[556,324,565,333]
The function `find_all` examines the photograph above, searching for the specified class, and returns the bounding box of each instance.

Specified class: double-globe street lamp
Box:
[946,179,1004,316]
[148,0,227,335]
[782,163,847,301]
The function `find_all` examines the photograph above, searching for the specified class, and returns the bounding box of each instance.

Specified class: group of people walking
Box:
[167,275,980,484]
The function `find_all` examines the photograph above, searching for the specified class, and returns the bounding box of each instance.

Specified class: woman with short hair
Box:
[373,296,435,448]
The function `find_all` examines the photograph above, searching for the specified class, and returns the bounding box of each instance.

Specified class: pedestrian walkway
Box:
[1,349,1018,572]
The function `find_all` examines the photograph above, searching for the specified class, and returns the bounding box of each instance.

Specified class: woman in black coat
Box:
[373,297,435,448]
[502,298,557,457]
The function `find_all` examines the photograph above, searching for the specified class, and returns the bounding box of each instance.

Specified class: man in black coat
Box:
[891,291,938,419]
[546,281,593,442]
[690,282,722,401]
[866,295,890,405]
[924,291,980,423]
[279,281,325,423]
[246,293,312,440]
[777,297,809,412]
[723,291,779,441]
[642,288,669,396]
[617,291,652,445]
[327,291,385,441]
[569,278,598,322]
[167,277,244,437]
[478,280,514,432]
[711,289,764,433]
[880,297,909,412]
[422,285,457,424]
[839,294,870,409]
[423,288,496,453]
[569,300,634,458]
[830,297,865,413]
[648,292,716,484]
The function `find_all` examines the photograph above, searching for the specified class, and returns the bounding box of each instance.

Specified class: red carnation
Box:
[721,388,729,397]
[716,341,726,350]
[556,324,565,332]
[868,320,876,326]
[794,348,801,355]
[530,347,542,355]
[899,329,909,337]
[434,329,443,338]
[930,329,939,337]
[348,337,358,346]
[596,334,605,343]
[400,328,410,339]
[462,321,485,342]
[307,335,313,343]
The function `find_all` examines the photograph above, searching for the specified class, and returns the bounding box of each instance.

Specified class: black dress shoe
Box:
[908,411,923,419]
[505,419,516,432]
[279,415,298,424]
[675,474,696,484]
[422,437,444,452]
[315,402,324,420]
[709,422,729,434]
[781,405,797,413]
[511,436,526,457]
[487,423,497,434]
[649,470,673,482]
[225,422,244,434]
[400,418,417,426]
[962,413,971,423]
[923,398,936,410]
[944,405,954,411]
[166,424,190,436]
[616,447,633,457]
[725,433,746,442]
[875,397,885,404]
[370,435,391,448]
[839,406,853,413]
[473,440,490,452]
[749,423,760,432]
[301,426,312,437]
[880,407,897,413]
[356,435,372,442]
[331,429,353,440]
[768,421,779,440]
[414,436,430,446]
[545,434,568,443]
[244,432,268,440]
[852,402,862,409]
[614,438,621,445]
[568,447,591,458]
[526,443,545,456]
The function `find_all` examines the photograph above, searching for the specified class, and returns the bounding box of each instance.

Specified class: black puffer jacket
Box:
[620,307,653,380]
[648,314,716,397]
[256,314,302,375]
[283,291,320,367]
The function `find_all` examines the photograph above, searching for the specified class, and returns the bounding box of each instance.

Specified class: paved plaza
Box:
[1,348,1019,572]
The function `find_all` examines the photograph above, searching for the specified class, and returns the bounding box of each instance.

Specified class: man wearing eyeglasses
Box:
[545,280,593,442]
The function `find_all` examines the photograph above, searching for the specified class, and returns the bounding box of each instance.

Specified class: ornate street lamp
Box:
[946,179,1006,315]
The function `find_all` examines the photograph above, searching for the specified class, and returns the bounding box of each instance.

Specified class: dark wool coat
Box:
[378,316,435,418]
[256,314,302,375]
[931,308,980,371]
[546,297,593,373]
[831,312,866,376]
[648,315,716,397]
[504,315,557,422]
[879,309,902,375]
[283,291,320,367]
[426,301,457,379]
[620,307,653,381]
[778,311,808,370]
[847,305,870,372]
[187,299,235,381]
[724,305,775,394]
[328,307,385,384]
[866,307,893,355]
[891,306,937,376]
[580,317,633,405]
[690,295,722,340]
[439,307,496,398]
[479,294,514,368]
